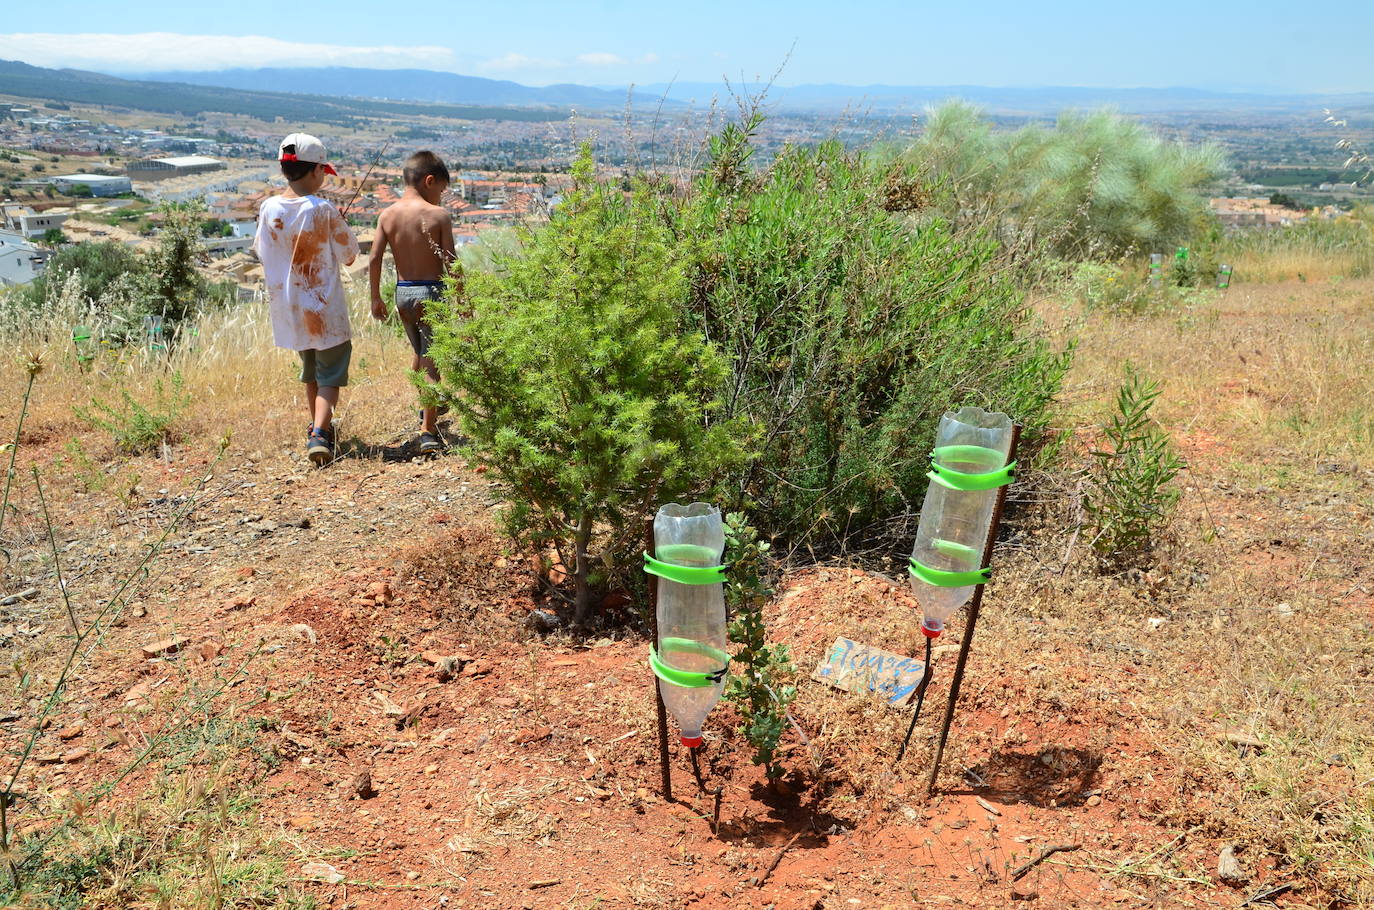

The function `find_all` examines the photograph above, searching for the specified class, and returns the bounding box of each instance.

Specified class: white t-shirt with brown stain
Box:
[253,194,360,352]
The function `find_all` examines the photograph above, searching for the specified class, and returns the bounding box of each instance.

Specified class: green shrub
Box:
[679,126,1071,551]
[10,203,209,341]
[20,240,140,311]
[1067,260,1152,313]
[1083,365,1185,568]
[898,103,1228,259]
[140,202,208,325]
[426,145,747,623]
[76,374,189,454]
[723,512,796,781]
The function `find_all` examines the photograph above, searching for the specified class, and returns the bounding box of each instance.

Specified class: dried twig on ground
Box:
[755,831,803,888]
[1011,843,1081,881]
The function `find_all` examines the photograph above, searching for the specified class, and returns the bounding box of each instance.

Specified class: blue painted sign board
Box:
[811,637,926,707]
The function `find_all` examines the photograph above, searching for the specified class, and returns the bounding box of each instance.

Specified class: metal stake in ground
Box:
[646,518,673,801]
[924,424,1021,797]
[894,635,934,763]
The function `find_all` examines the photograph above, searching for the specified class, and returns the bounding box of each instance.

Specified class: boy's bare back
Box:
[377,196,454,281]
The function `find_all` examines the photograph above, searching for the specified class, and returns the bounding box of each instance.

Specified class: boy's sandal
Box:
[418,432,443,455]
[307,428,336,466]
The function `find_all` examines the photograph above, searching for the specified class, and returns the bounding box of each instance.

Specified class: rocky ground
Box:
[2,279,1372,909]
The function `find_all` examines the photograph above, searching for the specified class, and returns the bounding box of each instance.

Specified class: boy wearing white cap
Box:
[253,133,360,466]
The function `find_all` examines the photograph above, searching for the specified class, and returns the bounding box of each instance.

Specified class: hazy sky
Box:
[1,0,1369,94]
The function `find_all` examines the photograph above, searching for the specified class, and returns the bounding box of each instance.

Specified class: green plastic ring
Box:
[644,550,728,585]
[649,638,730,688]
[933,444,1008,469]
[932,539,979,561]
[927,460,1016,491]
[909,557,991,588]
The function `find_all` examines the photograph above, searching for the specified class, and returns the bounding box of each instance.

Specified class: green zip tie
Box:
[644,549,728,585]
[649,637,730,687]
[909,557,991,588]
[932,539,979,561]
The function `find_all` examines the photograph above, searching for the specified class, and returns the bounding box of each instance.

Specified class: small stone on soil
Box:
[140,635,189,659]
[351,768,376,799]
[1217,844,1248,886]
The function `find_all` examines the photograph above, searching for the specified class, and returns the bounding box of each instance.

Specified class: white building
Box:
[1,204,70,239]
[46,174,132,197]
[0,229,47,287]
[127,155,225,181]
[201,234,253,256]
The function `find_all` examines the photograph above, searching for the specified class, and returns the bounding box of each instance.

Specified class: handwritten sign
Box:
[811,637,926,707]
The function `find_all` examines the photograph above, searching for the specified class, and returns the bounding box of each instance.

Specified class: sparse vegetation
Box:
[1219,207,1374,282]
[723,512,796,781]
[1082,365,1184,567]
[0,98,1370,910]
[75,373,189,454]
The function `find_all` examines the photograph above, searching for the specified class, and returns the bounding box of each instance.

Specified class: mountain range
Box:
[140,67,1374,116]
[5,57,1374,122]
[0,59,567,124]
[137,67,651,110]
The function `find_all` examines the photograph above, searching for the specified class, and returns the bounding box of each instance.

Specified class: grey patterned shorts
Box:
[395,280,443,358]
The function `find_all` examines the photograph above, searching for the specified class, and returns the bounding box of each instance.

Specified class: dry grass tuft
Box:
[0,284,427,470]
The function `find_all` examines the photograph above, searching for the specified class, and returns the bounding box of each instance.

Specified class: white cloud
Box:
[637,53,660,65]
[576,52,625,66]
[476,52,565,72]
[0,32,459,72]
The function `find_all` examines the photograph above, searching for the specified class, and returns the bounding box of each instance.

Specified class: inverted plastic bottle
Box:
[908,407,1015,638]
[652,503,729,748]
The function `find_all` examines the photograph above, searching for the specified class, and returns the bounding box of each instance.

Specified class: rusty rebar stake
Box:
[647,518,672,802]
[688,746,707,793]
[894,635,934,763]
[925,424,1021,797]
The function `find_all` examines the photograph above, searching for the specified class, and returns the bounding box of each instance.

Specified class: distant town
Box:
[0,98,584,295]
[0,91,1367,295]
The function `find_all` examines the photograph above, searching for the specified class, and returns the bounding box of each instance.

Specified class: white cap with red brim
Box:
[279,133,338,176]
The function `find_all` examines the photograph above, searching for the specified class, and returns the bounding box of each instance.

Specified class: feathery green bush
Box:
[899,102,1228,259]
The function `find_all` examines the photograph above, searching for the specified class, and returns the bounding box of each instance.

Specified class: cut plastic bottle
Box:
[649,502,729,748]
[908,407,1015,638]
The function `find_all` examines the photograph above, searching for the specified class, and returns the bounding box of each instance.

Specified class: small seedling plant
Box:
[1084,365,1185,568]
[723,512,796,781]
[75,373,189,454]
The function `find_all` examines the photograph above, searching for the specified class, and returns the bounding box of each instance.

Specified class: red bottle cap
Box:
[680,734,703,748]
[920,622,943,639]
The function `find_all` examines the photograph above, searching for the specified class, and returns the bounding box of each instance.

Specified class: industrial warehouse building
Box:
[45,174,133,197]
[127,155,225,181]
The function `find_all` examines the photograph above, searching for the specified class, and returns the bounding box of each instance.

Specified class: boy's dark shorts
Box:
[298,340,352,387]
[395,280,443,358]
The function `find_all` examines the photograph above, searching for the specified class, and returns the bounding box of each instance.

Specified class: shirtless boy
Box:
[368,150,456,454]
